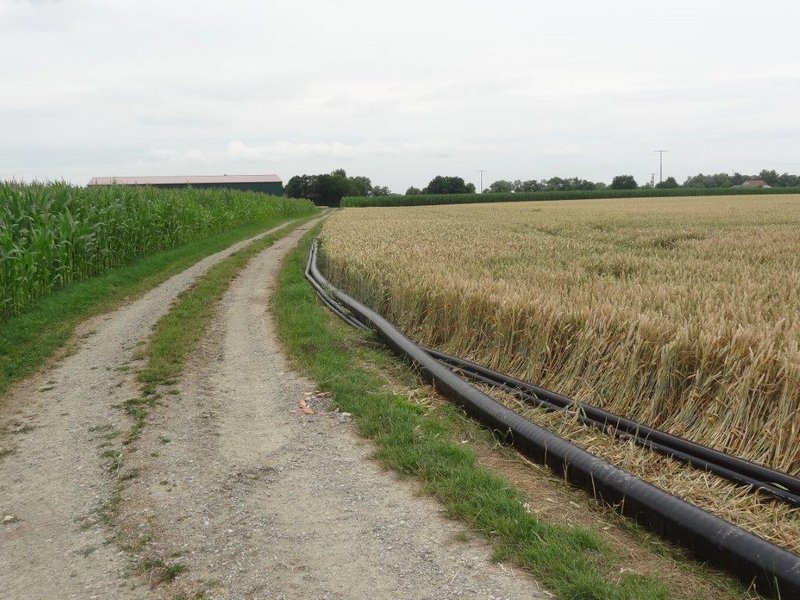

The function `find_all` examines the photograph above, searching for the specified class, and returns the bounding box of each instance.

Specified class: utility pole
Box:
[478,170,486,193]
[654,150,668,183]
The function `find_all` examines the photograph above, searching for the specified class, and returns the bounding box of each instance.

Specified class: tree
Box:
[423,176,474,194]
[286,169,390,205]
[683,172,735,188]
[730,172,748,186]
[487,180,514,193]
[543,176,598,191]
[681,170,800,188]
[610,175,638,190]
[349,175,372,196]
[370,185,392,196]
[315,172,353,206]
[655,176,679,189]
[285,174,319,201]
[757,169,780,186]
[514,179,545,192]
[405,186,422,195]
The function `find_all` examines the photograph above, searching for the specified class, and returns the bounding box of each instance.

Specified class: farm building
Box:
[88,174,284,196]
[733,179,771,189]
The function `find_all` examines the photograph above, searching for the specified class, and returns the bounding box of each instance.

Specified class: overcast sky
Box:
[2,0,799,191]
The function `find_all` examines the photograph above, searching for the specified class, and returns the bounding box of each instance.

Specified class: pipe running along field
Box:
[306,240,800,599]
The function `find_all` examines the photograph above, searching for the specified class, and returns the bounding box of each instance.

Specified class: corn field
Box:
[320,195,800,475]
[0,182,315,320]
[341,186,800,208]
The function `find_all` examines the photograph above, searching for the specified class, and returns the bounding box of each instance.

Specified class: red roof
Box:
[88,174,281,186]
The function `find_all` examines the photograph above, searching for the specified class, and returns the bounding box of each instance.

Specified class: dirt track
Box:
[0,220,546,599]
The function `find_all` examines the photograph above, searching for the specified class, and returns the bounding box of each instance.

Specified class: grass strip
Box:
[272,227,672,600]
[0,212,317,399]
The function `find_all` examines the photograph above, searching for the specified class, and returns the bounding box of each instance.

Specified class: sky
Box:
[2,0,799,192]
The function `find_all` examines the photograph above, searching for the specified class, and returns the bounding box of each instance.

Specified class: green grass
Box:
[272,227,673,600]
[341,186,800,207]
[0,212,317,399]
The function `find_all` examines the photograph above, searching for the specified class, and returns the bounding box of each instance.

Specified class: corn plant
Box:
[0,182,314,320]
[341,186,800,207]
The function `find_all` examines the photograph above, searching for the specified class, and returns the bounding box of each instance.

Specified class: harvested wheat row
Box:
[479,383,799,554]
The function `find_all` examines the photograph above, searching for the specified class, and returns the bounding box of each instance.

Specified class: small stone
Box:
[3,515,18,524]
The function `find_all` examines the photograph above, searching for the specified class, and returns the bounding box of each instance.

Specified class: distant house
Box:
[734,179,771,189]
[88,174,284,196]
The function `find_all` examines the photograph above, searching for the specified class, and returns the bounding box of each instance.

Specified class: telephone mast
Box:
[654,150,668,183]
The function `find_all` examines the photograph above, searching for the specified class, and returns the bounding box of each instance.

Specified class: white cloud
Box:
[147,139,501,165]
[226,139,500,162]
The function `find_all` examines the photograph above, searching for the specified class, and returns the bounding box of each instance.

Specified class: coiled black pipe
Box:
[306,241,800,598]
[304,243,368,331]
[426,349,800,507]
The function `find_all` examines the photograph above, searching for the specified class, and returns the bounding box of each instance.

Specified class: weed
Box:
[119,469,139,481]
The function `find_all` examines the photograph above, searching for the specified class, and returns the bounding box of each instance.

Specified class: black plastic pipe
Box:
[307,241,800,598]
[436,358,800,507]
[426,348,800,500]
[305,244,368,331]
[306,247,800,504]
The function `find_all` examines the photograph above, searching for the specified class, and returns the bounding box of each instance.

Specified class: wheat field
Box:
[320,195,800,476]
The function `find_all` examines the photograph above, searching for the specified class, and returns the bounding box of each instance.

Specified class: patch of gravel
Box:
[0,222,297,600]
[122,228,549,599]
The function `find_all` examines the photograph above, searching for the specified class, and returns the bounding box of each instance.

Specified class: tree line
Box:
[287,168,800,205]
[486,169,800,193]
[285,169,391,206]
[681,170,800,188]
[286,171,478,205]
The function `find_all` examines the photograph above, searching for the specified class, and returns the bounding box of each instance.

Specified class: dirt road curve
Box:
[0,220,546,599]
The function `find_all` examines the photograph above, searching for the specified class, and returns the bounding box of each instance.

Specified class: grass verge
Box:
[0,212,317,399]
[273,227,673,600]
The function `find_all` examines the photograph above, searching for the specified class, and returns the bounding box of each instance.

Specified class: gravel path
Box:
[1,220,548,599]
[0,221,296,600]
